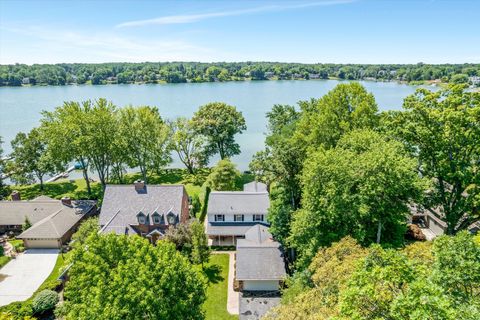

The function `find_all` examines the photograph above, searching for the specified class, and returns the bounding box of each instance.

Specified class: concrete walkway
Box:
[0,249,58,307]
[226,251,239,315]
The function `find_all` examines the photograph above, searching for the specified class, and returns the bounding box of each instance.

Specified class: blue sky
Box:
[0,0,479,64]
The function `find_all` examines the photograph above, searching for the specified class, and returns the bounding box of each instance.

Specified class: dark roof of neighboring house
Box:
[207,192,269,215]
[236,225,286,281]
[99,184,185,235]
[0,196,96,240]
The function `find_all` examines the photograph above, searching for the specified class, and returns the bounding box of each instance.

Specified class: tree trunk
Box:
[39,176,44,191]
[376,220,382,243]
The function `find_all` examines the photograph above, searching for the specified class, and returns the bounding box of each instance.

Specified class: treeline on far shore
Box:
[1,61,480,86]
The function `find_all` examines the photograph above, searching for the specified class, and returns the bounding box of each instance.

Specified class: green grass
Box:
[0,256,11,269]
[202,254,238,320]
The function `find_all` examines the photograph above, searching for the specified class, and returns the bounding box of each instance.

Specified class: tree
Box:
[191,102,246,160]
[41,101,94,195]
[70,217,99,249]
[0,136,9,199]
[289,129,424,269]
[295,82,379,150]
[118,106,171,182]
[170,117,207,174]
[10,128,56,190]
[385,85,480,234]
[63,234,206,320]
[190,220,210,267]
[22,217,32,231]
[204,159,239,191]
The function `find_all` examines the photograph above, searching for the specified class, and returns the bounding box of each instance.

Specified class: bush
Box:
[0,256,10,269]
[32,290,59,314]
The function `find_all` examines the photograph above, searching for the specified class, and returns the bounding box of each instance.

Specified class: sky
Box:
[0,0,479,65]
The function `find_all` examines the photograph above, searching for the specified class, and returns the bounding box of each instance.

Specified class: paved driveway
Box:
[0,249,58,307]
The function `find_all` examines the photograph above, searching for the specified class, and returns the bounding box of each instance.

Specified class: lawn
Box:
[0,256,11,269]
[202,254,238,320]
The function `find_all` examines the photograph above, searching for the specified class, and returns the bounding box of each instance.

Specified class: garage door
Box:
[23,239,60,249]
[243,280,279,291]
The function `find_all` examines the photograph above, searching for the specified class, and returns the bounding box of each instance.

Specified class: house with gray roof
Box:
[205,183,270,246]
[0,192,96,248]
[99,181,189,243]
[236,224,286,291]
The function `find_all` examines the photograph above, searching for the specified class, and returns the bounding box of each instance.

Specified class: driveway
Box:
[0,249,59,307]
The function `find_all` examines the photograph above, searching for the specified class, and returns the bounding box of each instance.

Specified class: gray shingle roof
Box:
[99,184,185,235]
[236,225,286,281]
[5,199,96,240]
[206,222,268,236]
[207,192,269,215]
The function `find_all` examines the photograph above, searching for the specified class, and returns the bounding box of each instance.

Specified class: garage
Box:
[243,280,280,291]
[22,238,60,249]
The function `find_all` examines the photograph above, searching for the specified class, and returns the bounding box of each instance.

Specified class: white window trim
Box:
[215,214,225,222]
[234,214,244,222]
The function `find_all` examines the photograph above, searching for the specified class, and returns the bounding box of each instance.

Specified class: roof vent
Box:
[134,180,145,191]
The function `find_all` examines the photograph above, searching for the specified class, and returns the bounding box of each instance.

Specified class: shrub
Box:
[32,290,58,314]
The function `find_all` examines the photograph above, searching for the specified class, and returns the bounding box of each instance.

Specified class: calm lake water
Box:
[0,80,433,170]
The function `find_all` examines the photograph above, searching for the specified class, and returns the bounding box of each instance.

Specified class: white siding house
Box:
[205,183,269,246]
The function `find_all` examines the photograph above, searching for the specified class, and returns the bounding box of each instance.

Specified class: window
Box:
[253,214,264,222]
[138,215,146,224]
[153,215,161,224]
[215,214,225,222]
[234,214,244,222]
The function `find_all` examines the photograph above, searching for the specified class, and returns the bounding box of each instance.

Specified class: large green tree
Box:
[190,220,210,267]
[191,102,246,160]
[204,159,240,191]
[118,106,171,182]
[385,85,480,234]
[295,82,379,150]
[63,234,206,320]
[41,101,94,195]
[290,129,424,268]
[170,117,207,174]
[9,128,57,190]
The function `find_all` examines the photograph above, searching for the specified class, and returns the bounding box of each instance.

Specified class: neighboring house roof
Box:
[236,225,286,281]
[0,197,96,240]
[99,184,185,235]
[207,192,269,215]
[243,181,268,193]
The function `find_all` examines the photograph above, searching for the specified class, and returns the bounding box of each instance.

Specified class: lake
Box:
[0,80,433,171]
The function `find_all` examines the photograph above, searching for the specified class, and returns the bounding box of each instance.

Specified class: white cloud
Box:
[0,25,214,63]
[116,0,355,28]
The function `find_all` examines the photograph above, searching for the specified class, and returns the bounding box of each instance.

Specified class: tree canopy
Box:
[384,84,480,234]
[204,159,240,191]
[63,234,206,320]
[191,102,246,160]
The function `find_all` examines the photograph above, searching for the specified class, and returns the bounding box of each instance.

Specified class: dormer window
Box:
[152,212,161,224]
[166,212,177,225]
[137,212,147,225]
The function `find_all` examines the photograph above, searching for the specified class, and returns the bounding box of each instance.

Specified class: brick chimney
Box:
[134,180,145,191]
[11,190,21,201]
[61,196,72,206]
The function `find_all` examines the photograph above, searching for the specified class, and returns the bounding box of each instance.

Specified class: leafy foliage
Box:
[63,234,206,320]
[204,159,240,191]
[31,290,58,315]
[289,129,424,268]
[383,85,480,234]
[191,102,246,160]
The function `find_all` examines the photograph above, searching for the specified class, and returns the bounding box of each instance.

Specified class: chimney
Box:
[11,190,21,201]
[61,196,72,206]
[134,180,145,191]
